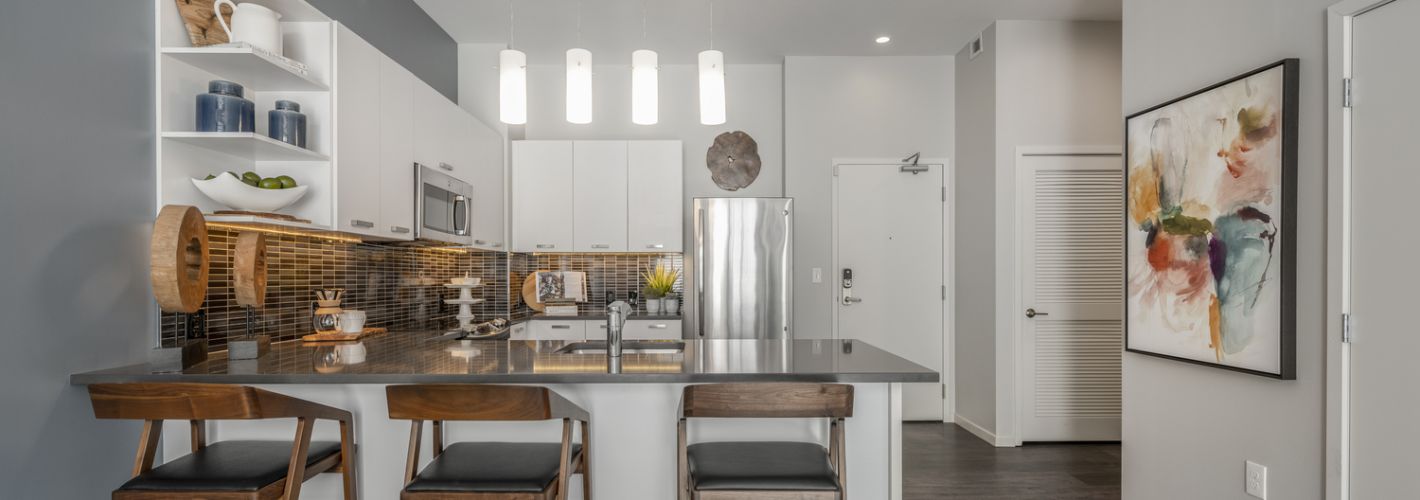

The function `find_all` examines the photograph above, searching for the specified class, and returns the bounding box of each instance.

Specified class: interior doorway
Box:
[833,159,951,421]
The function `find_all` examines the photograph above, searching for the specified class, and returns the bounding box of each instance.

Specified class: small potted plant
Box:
[641,264,679,315]
[663,291,680,315]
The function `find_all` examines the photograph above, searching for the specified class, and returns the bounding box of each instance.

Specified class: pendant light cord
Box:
[709,0,715,50]
[577,0,583,45]
[507,0,515,48]
[641,0,647,42]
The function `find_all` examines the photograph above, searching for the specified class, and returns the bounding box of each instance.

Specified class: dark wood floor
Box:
[903,423,1121,499]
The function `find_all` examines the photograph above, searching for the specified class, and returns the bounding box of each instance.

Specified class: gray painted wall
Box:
[310,0,459,101]
[1121,1,1328,498]
[783,56,955,341]
[953,24,999,433]
[0,1,157,496]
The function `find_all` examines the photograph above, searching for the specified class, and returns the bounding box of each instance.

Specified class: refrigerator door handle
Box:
[696,207,706,337]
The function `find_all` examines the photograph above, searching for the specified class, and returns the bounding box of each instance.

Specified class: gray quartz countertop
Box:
[524,313,683,321]
[69,332,938,384]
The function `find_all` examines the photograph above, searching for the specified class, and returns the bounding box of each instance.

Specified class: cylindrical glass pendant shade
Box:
[631,49,658,125]
[498,49,527,125]
[698,50,726,125]
[566,48,593,124]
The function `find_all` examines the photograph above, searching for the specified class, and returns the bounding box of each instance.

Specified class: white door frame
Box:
[831,157,954,422]
[1006,145,1122,446]
[1326,2,1390,498]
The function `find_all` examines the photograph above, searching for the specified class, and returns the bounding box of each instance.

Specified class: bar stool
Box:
[678,383,854,500]
[386,384,591,500]
[87,383,358,500]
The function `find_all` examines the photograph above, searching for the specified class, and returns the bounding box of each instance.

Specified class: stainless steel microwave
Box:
[415,163,473,244]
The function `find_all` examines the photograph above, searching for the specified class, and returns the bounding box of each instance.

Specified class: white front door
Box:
[1348,1,1420,496]
[834,162,946,421]
[1019,153,1123,441]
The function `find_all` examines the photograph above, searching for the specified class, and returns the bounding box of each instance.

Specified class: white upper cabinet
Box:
[627,141,684,252]
[334,25,382,237]
[512,141,574,252]
[377,56,415,240]
[513,140,682,253]
[466,115,505,251]
[572,141,629,252]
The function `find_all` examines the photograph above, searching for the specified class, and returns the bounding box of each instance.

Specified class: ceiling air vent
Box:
[969,34,985,60]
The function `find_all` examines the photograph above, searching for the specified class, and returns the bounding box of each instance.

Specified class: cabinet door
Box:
[572,141,629,252]
[468,118,505,251]
[528,320,585,341]
[627,141,683,251]
[511,141,574,252]
[623,320,683,340]
[412,81,448,175]
[334,26,382,237]
[378,57,415,240]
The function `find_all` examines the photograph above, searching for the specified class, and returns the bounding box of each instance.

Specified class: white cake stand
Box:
[444,283,485,331]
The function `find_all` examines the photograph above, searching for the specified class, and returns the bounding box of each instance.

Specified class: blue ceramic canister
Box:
[267,100,307,148]
[196,80,254,132]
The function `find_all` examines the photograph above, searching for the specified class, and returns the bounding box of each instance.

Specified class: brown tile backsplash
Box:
[162,228,684,352]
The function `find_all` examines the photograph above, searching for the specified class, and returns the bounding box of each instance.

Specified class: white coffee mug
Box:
[214,0,283,55]
[338,310,367,333]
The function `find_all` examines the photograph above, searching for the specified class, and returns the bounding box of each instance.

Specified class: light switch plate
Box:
[1245,461,1267,499]
[812,268,823,283]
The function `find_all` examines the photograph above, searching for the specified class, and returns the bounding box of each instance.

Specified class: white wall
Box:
[1121,1,1329,498]
[952,20,1122,441]
[783,56,955,341]
[0,0,156,496]
[953,24,999,434]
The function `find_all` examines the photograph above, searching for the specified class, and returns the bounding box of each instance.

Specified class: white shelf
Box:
[204,214,332,232]
[163,132,328,162]
[162,47,327,91]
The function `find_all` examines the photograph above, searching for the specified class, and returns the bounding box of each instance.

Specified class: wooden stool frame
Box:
[88,383,358,500]
[677,383,854,500]
[385,384,591,500]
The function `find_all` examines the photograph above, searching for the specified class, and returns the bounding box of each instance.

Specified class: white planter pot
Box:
[646,298,663,314]
[664,297,679,315]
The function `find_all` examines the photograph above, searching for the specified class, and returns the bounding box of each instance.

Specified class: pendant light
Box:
[630,1,658,125]
[566,0,593,124]
[698,0,726,125]
[499,1,526,125]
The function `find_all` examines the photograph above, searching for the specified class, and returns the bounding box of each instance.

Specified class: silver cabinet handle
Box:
[1025,308,1048,318]
[648,323,669,329]
[474,239,488,245]
[492,242,503,248]
[536,244,556,249]
[591,244,610,249]
[350,219,374,228]
[598,324,607,329]
[844,297,863,304]
[696,207,706,337]
[439,162,454,171]
[550,324,572,329]
[390,226,411,234]
[646,243,665,249]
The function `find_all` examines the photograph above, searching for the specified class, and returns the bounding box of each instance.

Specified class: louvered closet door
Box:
[1020,154,1124,442]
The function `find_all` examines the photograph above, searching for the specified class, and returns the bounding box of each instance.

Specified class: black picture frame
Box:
[1123,58,1299,380]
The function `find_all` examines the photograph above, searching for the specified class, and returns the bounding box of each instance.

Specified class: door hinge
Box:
[1343,78,1353,109]
[1342,313,1353,343]
[941,285,946,300]
[942,186,947,201]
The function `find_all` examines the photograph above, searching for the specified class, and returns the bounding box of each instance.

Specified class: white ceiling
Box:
[413,0,1121,65]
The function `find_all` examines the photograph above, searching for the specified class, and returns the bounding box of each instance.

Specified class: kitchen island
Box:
[72,332,937,499]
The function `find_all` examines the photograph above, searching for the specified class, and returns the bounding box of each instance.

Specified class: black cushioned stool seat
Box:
[687,441,841,491]
[405,442,583,493]
[118,440,343,492]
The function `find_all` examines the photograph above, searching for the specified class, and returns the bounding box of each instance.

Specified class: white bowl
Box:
[450,277,482,286]
[191,173,309,212]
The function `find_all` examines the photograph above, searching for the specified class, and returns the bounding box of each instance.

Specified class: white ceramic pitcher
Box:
[214,0,283,55]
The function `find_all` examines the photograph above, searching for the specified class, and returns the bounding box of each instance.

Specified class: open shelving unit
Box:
[155,0,337,232]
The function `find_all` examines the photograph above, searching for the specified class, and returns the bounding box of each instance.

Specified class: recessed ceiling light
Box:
[875,36,891,44]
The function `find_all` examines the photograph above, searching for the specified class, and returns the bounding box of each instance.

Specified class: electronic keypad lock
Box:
[841,268,861,305]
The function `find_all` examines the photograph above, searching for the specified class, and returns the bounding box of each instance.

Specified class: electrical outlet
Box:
[812,268,823,283]
[1245,461,1267,499]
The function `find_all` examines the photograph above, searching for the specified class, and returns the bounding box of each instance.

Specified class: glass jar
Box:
[267,100,307,148]
[196,80,254,132]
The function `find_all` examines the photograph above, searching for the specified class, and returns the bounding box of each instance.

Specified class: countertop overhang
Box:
[70,332,939,385]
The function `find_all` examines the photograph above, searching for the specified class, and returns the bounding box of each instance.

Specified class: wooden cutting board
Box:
[521,271,547,312]
[302,327,387,343]
[172,0,233,47]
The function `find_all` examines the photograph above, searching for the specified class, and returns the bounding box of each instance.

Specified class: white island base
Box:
[162,383,904,499]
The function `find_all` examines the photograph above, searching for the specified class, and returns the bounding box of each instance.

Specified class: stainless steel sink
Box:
[554,341,685,355]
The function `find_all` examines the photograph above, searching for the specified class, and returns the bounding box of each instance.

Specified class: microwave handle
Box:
[452,194,469,236]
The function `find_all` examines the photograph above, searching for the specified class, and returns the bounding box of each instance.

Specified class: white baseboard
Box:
[953,414,1016,447]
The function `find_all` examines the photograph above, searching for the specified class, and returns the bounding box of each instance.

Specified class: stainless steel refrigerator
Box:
[691,198,793,339]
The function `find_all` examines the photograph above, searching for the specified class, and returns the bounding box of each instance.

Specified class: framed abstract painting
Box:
[1124,59,1298,379]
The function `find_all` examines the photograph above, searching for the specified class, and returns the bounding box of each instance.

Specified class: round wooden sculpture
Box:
[233,232,268,307]
[706,131,762,191]
[150,205,210,313]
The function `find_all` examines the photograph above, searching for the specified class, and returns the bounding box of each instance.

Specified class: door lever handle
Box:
[1025,308,1048,318]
